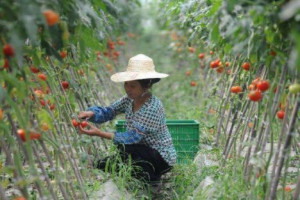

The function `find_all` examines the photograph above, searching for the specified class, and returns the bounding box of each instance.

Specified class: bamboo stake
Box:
[215,58,239,145]
[32,143,58,200]
[269,96,299,200]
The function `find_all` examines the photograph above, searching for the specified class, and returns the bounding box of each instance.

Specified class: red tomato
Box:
[80,121,88,128]
[190,81,197,87]
[17,129,26,141]
[216,66,224,73]
[3,44,15,57]
[30,66,40,73]
[231,86,242,93]
[242,62,250,71]
[251,77,261,86]
[270,50,276,57]
[43,10,59,26]
[72,119,79,127]
[248,90,262,101]
[60,51,67,59]
[50,104,55,110]
[40,99,46,106]
[185,71,191,76]
[38,73,47,81]
[225,61,230,67]
[3,58,9,69]
[257,80,270,92]
[248,84,256,91]
[277,110,285,119]
[30,132,41,140]
[210,51,213,55]
[61,81,69,89]
[14,197,26,200]
[198,53,205,59]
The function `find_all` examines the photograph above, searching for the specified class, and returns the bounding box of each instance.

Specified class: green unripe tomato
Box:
[289,83,300,94]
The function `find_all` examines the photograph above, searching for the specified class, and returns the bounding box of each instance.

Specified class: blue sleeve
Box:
[87,106,115,124]
[113,122,145,144]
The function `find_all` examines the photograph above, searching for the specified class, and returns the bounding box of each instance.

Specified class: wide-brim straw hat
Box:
[110,54,169,82]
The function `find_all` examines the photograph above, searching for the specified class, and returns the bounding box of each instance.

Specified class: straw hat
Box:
[110,54,169,82]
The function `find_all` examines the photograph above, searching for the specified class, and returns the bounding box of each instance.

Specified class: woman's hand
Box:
[78,122,100,136]
[78,111,94,120]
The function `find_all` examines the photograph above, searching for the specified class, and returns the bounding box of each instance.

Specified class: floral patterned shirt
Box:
[87,95,177,166]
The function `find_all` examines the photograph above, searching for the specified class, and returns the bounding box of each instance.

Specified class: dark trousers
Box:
[95,144,172,183]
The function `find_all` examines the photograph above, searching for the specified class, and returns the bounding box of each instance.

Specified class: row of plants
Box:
[0,0,141,199]
[158,0,299,199]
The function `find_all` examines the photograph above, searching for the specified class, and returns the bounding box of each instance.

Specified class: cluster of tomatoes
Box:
[72,119,88,129]
[17,129,41,142]
[230,77,270,102]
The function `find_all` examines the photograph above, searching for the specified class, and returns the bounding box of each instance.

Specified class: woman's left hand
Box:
[78,122,100,136]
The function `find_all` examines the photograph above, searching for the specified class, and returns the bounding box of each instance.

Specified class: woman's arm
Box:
[78,122,114,139]
[78,121,144,144]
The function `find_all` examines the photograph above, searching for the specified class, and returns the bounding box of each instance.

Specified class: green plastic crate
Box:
[115,120,200,164]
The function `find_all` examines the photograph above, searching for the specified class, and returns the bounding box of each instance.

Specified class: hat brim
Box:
[111,72,169,82]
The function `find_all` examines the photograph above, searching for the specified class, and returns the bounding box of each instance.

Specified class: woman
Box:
[78,54,177,185]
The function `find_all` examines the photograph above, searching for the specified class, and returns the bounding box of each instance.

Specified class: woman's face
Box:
[124,81,144,100]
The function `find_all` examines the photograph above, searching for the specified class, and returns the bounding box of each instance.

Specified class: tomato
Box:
[277,110,285,119]
[190,81,197,87]
[42,123,49,131]
[50,104,55,110]
[0,108,3,121]
[210,59,220,68]
[117,40,125,45]
[113,51,120,57]
[14,197,26,200]
[251,77,261,86]
[210,51,213,55]
[185,71,191,76]
[289,83,300,94]
[3,44,15,57]
[30,132,41,140]
[60,51,67,59]
[248,90,262,101]
[284,186,291,192]
[3,58,9,69]
[242,62,250,71]
[38,73,47,81]
[34,89,44,98]
[17,129,26,141]
[40,99,46,106]
[30,66,40,73]
[188,47,195,53]
[198,53,205,59]
[225,61,230,67]
[231,86,242,93]
[257,80,270,92]
[80,121,88,128]
[216,66,224,73]
[270,50,276,57]
[61,81,69,89]
[248,84,256,90]
[43,10,59,26]
[72,119,79,127]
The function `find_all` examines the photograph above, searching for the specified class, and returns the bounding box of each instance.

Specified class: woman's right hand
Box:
[78,111,94,120]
